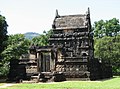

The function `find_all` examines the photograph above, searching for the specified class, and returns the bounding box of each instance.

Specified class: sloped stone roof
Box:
[54,14,88,29]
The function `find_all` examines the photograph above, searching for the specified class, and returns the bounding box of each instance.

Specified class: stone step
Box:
[30,75,39,83]
[22,80,38,83]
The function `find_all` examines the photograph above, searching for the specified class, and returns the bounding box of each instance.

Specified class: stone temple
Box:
[8,8,112,82]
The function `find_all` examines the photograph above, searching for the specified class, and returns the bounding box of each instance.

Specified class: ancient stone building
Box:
[50,8,93,78]
[8,8,112,82]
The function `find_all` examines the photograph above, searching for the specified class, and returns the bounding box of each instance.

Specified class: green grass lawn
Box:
[4,76,120,89]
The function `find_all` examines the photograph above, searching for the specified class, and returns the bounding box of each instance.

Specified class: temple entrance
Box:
[38,52,51,72]
[40,53,50,72]
[38,48,55,73]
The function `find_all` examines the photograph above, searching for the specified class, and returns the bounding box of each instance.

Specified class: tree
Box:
[93,18,120,75]
[32,30,53,46]
[93,18,120,38]
[0,14,8,77]
[1,34,31,77]
[2,34,31,62]
[0,14,8,59]
[94,35,120,75]
[104,18,120,36]
[93,20,105,38]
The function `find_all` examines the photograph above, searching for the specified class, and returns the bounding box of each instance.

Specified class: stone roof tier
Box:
[54,14,88,29]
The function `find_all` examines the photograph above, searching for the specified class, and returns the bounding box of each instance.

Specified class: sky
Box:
[0,0,120,34]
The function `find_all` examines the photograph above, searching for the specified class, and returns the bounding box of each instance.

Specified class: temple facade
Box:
[8,9,112,82]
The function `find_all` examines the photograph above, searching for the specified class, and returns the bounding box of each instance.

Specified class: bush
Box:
[0,62,9,78]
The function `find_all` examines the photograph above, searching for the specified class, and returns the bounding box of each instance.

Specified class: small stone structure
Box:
[8,8,112,82]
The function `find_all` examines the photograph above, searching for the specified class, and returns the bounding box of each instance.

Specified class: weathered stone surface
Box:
[54,15,87,29]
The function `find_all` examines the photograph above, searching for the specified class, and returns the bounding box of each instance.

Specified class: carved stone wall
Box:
[49,9,93,79]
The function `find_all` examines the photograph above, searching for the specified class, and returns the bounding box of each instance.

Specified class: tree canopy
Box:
[31,30,53,46]
[93,18,120,75]
[94,35,120,74]
[0,14,8,59]
[93,18,120,38]
[2,34,31,62]
[0,34,31,77]
[0,14,8,77]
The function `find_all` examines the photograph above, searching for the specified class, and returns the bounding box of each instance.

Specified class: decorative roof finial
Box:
[88,7,90,15]
[55,9,60,18]
[86,7,90,17]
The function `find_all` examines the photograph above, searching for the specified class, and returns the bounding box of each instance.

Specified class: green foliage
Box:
[1,34,31,77]
[0,62,9,77]
[32,30,53,46]
[0,14,8,77]
[93,18,120,38]
[0,14,8,59]
[94,35,120,74]
[32,34,47,46]
[2,34,31,62]
[93,20,105,38]
[93,18,120,75]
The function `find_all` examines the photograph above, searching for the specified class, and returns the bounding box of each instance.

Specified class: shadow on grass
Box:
[96,76,120,82]
[0,76,120,84]
[0,78,15,83]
